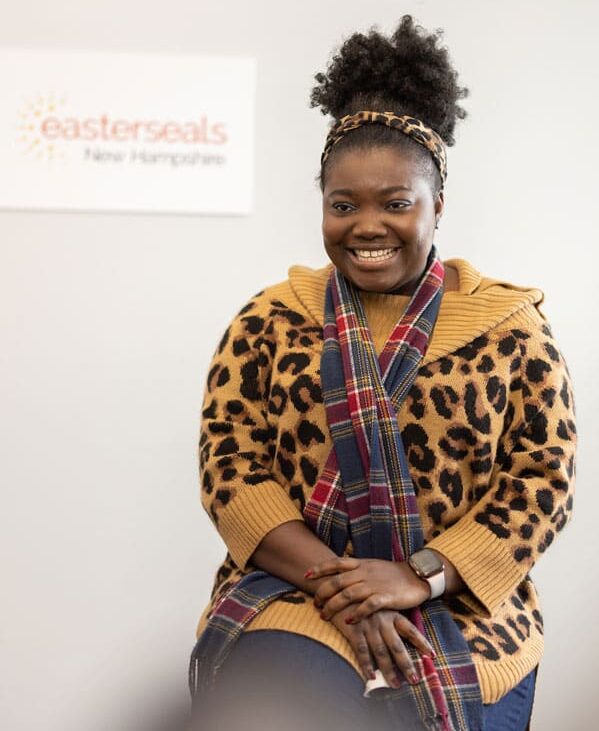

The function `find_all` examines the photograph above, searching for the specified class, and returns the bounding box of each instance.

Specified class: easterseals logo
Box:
[17,94,68,161]
[16,94,229,168]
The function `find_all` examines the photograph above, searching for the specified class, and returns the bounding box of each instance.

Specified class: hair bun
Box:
[310,15,468,146]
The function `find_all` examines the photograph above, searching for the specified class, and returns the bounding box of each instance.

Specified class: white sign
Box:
[0,49,256,215]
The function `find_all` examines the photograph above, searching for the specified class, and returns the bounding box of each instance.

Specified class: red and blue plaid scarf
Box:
[190,246,483,730]
[304,246,483,729]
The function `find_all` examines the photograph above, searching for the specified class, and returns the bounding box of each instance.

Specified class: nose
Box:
[352,211,387,239]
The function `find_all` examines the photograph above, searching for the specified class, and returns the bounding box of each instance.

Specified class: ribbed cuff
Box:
[427,519,523,616]
[218,481,304,570]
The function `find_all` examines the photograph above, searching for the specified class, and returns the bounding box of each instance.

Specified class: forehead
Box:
[323,145,430,195]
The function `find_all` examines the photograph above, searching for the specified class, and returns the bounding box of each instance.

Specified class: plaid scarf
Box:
[303,246,483,730]
[189,246,483,731]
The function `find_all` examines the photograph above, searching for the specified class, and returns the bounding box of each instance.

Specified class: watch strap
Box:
[427,569,445,599]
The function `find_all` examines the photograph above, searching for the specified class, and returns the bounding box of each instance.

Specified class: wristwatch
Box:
[408,548,446,599]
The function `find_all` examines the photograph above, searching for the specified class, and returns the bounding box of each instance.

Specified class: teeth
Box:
[354,248,396,260]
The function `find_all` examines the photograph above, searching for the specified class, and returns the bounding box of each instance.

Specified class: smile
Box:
[348,247,400,265]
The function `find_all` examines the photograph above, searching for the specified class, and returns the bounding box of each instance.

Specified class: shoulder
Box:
[211,265,328,366]
[446,257,545,305]
[225,262,332,331]
[425,258,548,363]
[449,257,550,341]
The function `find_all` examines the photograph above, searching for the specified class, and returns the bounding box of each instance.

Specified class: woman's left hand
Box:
[306,557,431,623]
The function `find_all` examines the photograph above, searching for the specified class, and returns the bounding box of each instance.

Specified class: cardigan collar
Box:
[286,257,545,364]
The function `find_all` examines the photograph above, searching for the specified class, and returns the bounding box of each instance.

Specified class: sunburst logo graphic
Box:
[16,94,68,162]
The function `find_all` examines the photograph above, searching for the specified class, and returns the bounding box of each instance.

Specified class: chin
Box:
[346,270,402,292]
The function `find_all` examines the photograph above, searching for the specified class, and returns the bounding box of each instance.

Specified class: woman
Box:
[189,15,576,731]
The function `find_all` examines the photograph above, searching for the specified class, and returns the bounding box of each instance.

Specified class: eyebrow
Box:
[327,185,413,198]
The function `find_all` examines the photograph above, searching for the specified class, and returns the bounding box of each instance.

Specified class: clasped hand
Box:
[305,556,434,687]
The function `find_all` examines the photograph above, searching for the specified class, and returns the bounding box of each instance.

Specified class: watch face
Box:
[411,549,443,578]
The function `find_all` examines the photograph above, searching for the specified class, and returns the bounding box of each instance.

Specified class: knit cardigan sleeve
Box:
[198,291,304,571]
[427,309,577,616]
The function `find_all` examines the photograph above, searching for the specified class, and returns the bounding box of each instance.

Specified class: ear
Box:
[434,190,445,225]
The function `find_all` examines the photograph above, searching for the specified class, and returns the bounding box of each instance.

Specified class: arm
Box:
[250,521,338,594]
[307,553,464,621]
[426,325,577,615]
[199,292,308,571]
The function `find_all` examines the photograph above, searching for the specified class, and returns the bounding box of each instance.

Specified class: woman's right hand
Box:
[328,603,435,688]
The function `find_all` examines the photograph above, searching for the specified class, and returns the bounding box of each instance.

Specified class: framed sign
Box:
[0,49,256,214]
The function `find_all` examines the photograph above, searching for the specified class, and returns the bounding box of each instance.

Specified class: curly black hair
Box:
[310,15,468,194]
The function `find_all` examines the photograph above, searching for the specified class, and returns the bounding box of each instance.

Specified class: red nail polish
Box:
[345,616,354,624]
[410,673,420,685]
[369,671,376,681]
[304,570,313,578]
[320,611,326,620]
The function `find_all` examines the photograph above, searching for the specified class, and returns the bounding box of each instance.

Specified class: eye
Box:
[332,202,356,213]
[386,199,411,210]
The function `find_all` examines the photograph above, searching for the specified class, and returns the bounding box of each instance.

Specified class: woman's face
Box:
[322,145,444,294]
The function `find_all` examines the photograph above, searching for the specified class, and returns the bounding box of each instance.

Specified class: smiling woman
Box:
[188,14,576,731]
[322,147,445,294]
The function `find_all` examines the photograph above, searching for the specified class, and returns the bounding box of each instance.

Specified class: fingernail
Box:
[410,673,420,685]
[392,675,402,688]
[369,671,377,681]
[304,570,313,578]
[345,616,354,625]
[320,611,326,620]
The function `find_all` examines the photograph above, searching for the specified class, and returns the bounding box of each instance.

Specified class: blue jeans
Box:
[190,630,536,730]
[483,664,537,731]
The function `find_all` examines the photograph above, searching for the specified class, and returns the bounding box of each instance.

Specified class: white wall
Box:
[1,2,597,729]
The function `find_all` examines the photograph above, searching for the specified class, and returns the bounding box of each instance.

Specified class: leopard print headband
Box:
[321,111,447,189]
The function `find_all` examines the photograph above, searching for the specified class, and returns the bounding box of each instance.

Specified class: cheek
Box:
[322,216,346,246]
[414,223,433,248]
[402,211,435,250]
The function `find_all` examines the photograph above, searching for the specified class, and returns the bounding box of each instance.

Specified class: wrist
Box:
[427,549,465,595]
[412,573,433,602]
[393,561,431,605]
[407,548,446,600]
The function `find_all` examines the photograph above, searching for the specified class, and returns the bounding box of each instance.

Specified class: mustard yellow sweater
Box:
[195,257,576,704]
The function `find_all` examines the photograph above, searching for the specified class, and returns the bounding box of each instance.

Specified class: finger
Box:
[346,626,377,681]
[363,622,400,689]
[347,592,393,622]
[304,557,361,579]
[394,614,436,659]
[380,619,419,686]
[320,582,369,620]
[313,571,361,610]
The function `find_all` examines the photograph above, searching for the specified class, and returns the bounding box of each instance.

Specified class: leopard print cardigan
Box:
[195,258,576,705]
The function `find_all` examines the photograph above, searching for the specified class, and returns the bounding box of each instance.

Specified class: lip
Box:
[347,246,401,269]
[346,246,400,252]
